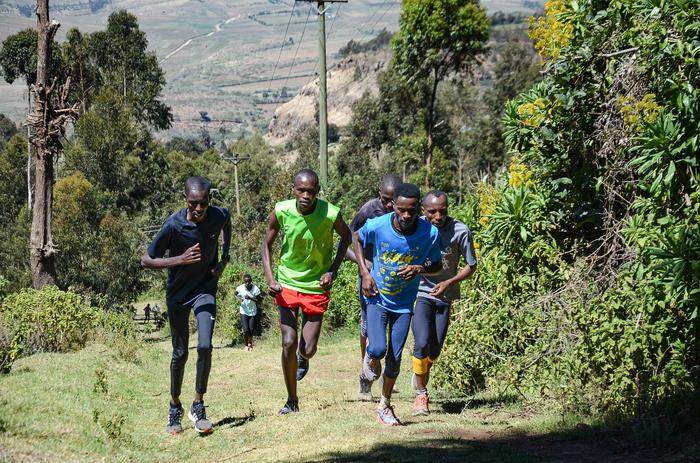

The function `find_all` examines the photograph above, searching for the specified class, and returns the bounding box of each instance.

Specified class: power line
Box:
[267,2,298,92]
[282,4,313,91]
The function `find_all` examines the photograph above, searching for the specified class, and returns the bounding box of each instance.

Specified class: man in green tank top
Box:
[262,168,352,414]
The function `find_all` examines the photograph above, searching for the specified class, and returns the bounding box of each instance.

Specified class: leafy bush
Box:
[0,286,139,372]
[325,263,360,330]
[435,0,698,420]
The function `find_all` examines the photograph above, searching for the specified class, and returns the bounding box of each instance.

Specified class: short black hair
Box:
[243,273,252,279]
[294,168,320,187]
[380,174,401,191]
[184,176,211,194]
[393,182,421,201]
[424,189,449,206]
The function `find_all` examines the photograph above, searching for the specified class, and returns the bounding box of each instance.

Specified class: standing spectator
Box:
[236,274,263,351]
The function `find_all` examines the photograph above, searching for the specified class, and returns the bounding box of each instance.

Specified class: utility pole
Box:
[219,142,250,216]
[298,0,346,190]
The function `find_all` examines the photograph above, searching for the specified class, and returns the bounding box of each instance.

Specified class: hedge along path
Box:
[0,326,688,462]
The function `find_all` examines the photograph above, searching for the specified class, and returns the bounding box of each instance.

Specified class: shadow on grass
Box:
[143,335,169,344]
[213,412,255,429]
[437,393,520,414]
[308,425,697,463]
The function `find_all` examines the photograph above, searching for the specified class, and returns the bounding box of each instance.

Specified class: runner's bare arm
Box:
[352,231,378,296]
[397,259,442,280]
[430,263,477,297]
[320,212,352,289]
[141,243,201,269]
[261,211,282,294]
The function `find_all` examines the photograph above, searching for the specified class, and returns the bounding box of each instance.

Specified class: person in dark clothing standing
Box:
[346,174,401,401]
[141,176,231,435]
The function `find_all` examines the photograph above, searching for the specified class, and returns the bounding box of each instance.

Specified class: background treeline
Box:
[0,0,697,433]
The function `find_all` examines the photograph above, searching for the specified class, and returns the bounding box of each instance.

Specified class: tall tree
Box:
[27,0,79,288]
[88,10,172,129]
[392,0,490,187]
[2,29,39,210]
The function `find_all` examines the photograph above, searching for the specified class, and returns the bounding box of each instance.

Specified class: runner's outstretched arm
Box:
[430,263,477,297]
[261,211,282,295]
[353,231,378,297]
[320,213,352,289]
[141,244,201,269]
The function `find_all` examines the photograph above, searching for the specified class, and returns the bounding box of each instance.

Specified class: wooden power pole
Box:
[297,0,346,190]
[219,142,250,216]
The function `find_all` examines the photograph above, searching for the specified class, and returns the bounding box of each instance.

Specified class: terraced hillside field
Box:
[0,0,541,139]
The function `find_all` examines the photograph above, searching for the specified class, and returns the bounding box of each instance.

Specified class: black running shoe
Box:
[188,401,213,434]
[296,353,309,381]
[279,399,299,415]
[167,403,184,435]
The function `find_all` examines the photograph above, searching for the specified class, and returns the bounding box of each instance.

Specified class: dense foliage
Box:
[0,286,138,373]
[434,0,699,419]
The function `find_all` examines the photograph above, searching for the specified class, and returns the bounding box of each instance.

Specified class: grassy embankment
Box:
[0,303,695,463]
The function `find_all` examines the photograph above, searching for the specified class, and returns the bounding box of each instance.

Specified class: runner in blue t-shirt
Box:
[352,183,442,426]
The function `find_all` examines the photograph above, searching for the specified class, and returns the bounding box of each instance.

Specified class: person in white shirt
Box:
[236,274,263,351]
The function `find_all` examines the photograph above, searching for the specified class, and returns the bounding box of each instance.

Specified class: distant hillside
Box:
[0,0,543,139]
[267,47,390,145]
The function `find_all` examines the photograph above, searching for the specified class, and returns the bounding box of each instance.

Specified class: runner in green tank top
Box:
[262,169,352,414]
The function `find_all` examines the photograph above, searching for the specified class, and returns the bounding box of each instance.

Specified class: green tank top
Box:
[275,199,340,294]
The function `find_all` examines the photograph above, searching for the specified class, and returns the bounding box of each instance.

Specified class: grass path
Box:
[0,320,693,462]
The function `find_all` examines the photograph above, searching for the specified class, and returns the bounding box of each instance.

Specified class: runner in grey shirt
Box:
[410,190,477,416]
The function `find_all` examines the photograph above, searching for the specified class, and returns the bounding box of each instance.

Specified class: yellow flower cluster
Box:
[477,182,501,227]
[508,158,534,188]
[616,93,662,132]
[517,97,548,127]
[528,0,573,60]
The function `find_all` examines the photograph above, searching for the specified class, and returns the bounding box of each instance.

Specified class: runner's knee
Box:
[172,346,188,365]
[301,344,317,358]
[282,335,297,353]
[366,342,387,360]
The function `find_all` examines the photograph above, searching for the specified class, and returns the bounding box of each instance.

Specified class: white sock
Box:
[379,395,391,408]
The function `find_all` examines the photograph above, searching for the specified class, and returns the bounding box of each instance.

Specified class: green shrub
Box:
[0,286,100,364]
[325,263,360,330]
[0,286,140,372]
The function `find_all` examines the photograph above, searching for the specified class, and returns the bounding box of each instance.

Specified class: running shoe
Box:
[279,399,299,415]
[188,401,213,434]
[296,353,309,381]
[358,374,373,402]
[166,403,184,435]
[362,352,381,382]
[412,393,430,416]
[376,404,401,426]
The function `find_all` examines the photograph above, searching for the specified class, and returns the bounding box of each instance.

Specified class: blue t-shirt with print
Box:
[358,213,442,313]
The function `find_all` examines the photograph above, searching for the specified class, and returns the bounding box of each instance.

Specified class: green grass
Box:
[0,324,693,462]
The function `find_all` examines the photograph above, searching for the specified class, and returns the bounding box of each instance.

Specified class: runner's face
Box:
[185,189,210,223]
[293,176,319,212]
[378,186,395,212]
[244,276,252,287]
[393,196,419,232]
[423,194,448,228]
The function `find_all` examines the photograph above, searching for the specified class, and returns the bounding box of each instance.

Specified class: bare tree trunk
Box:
[28,0,60,288]
[424,68,439,189]
[26,87,32,210]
